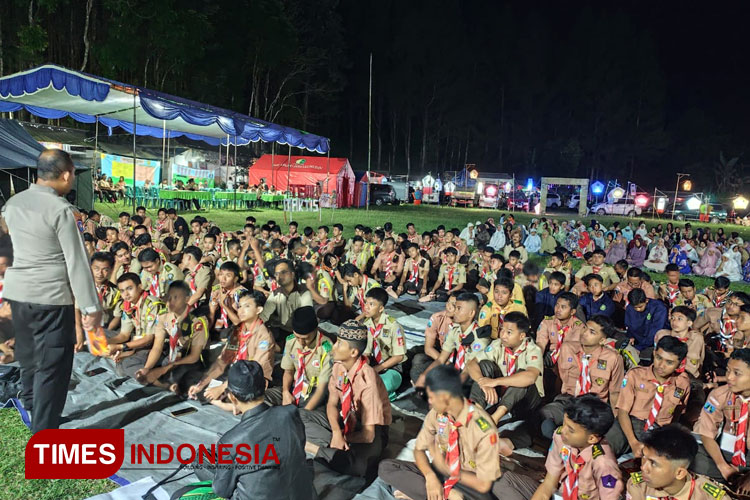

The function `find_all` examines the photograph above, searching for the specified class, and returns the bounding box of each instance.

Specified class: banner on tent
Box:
[172,164,216,188]
[100,154,160,187]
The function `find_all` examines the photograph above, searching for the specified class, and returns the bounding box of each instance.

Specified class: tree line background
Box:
[1,0,749,194]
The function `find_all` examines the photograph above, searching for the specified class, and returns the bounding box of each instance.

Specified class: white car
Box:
[545,193,562,208]
[591,201,642,217]
[567,194,580,209]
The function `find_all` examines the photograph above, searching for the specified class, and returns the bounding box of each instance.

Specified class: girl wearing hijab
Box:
[669,240,692,274]
[540,229,557,255]
[693,241,721,276]
[572,230,593,258]
[715,246,742,281]
[627,236,647,268]
[459,222,475,246]
[643,238,668,272]
[605,234,627,265]
[524,228,542,254]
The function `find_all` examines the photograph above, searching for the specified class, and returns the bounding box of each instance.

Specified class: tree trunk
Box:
[390,109,398,175]
[498,85,505,169]
[79,0,93,71]
[405,117,412,181]
[420,105,428,173]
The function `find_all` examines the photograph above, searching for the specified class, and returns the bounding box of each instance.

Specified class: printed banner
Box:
[172,164,216,188]
[100,154,160,187]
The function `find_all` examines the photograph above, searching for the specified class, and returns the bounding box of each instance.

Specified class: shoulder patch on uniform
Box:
[322,340,332,352]
[475,417,491,432]
[286,333,295,342]
[630,472,643,484]
[555,426,563,435]
[591,443,604,459]
[701,481,725,499]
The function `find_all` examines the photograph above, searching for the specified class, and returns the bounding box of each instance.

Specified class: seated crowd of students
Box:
[4,208,750,500]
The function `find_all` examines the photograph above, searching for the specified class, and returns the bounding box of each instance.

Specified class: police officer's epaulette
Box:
[475,325,493,339]
[286,333,295,342]
[322,340,332,352]
[629,472,643,484]
[475,416,491,432]
[591,443,604,459]
[701,481,725,499]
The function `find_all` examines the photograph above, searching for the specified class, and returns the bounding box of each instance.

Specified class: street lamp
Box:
[671,173,690,220]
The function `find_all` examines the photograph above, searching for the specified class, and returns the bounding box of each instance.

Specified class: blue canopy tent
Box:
[0,64,330,208]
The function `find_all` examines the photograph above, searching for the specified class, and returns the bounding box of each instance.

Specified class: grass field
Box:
[0,409,117,500]
[95,200,750,293]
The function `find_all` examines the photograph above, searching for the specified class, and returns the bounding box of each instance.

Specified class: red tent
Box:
[247,155,356,207]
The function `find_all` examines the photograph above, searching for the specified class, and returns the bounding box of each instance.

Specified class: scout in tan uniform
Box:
[396,243,430,298]
[467,312,543,452]
[108,272,166,378]
[266,306,332,411]
[290,237,319,268]
[345,236,370,273]
[537,292,586,365]
[200,233,220,266]
[658,264,682,306]
[607,336,691,457]
[181,245,213,309]
[342,263,381,319]
[408,291,458,384]
[692,348,750,482]
[90,252,123,330]
[138,248,183,300]
[478,277,528,338]
[208,261,246,332]
[415,293,490,388]
[673,278,712,317]
[731,304,750,352]
[300,320,392,481]
[187,291,275,410]
[575,249,620,290]
[134,281,209,395]
[495,395,623,500]
[111,241,141,280]
[614,268,657,304]
[362,287,406,399]
[370,237,404,297]
[188,218,206,247]
[426,247,466,302]
[694,293,750,352]
[260,259,314,344]
[704,278,732,309]
[379,364,503,500]
[541,314,625,439]
[628,425,726,500]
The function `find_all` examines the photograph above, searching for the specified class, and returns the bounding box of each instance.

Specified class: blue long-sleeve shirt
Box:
[624,299,668,351]
[535,287,559,318]
[579,293,616,320]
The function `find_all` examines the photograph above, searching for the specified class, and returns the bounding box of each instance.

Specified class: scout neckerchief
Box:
[445,265,456,290]
[714,290,729,308]
[317,238,328,254]
[443,403,475,499]
[451,322,478,371]
[368,316,386,364]
[504,339,526,376]
[167,311,206,363]
[340,356,368,435]
[96,283,109,306]
[644,371,672,431]
[292,333,322,405]
[407,258,420,284]
[235,318,263,361]
[667,283,680,305]
[383,252,395,279]
[551,320,573,364]
[592,265,601,274]
[561,448,586,500]
[357,276,370,310]
[719,308,737,351]
[187,263,204,310]
[732,393,750,466]
[148,271,160,298]
[219,287,241,328]
[575,350,593,396]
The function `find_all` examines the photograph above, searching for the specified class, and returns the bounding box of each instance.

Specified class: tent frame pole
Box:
[366,52,372,212]
[161,120,166,184]
[132,90,137,213]
[233,135,238,211]
[322,149,330,221]
[271,143,275,188]
[286,145,292,223]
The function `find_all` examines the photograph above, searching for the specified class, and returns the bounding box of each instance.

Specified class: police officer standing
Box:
[2,150,101,432]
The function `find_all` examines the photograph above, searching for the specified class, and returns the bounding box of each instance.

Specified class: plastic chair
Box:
[124,185,134,205]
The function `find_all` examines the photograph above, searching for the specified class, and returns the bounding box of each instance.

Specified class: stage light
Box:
[682,180,692,191]
[526,178,534,191]
[469,169,479,180]
[734,196,749,210]
[634,194,649,207]
[610,187,625,200]
[485,185,498,197]
[444,181,456,193]
[686,196,701,210]
[591,181,605,194]
[422,175,435,187]
[656,197,666,212]
[476,182,484,194]
[504,182,512,192]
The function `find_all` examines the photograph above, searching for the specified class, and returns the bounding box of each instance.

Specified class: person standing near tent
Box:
[1,149,101,433]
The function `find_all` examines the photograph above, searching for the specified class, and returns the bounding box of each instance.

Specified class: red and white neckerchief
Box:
[0,279,4,305]
[561,450,586,500]
[219,288,240,328]
[270,279,279,292]
[340,356,368,435]
[168,314,186,362]
[643,378,671,430]
[575,352,592,396]
[357,277,370,310]
[188,264,204,310]
[317,238,328,254]
[550,321,572,364]
[148,272,160,298]
[732,394,750,466]
[96,283,109,305]
[719,308,737,351]
[714,291,729,308]
[504,340,526,375]
[451,322,477,371]
[251,260,263,280]
[235,319,262,361]
[369,321,385,364]
[292,334,321,405]
[407,259,420,283]
[420,243,433,254]
[592,266,601,274]
[666,283,680,305]
[382,252,395,278]
[443,404,475,499]
[445,266,456,290]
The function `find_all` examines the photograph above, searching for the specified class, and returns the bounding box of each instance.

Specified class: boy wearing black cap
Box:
[301,320,392,481]
[628,425,726,500]
[265,306,333,411]
[209,360,314,500]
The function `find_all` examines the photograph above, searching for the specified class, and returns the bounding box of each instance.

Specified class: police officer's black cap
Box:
[293,306,318,335]
[227,360,265,401]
